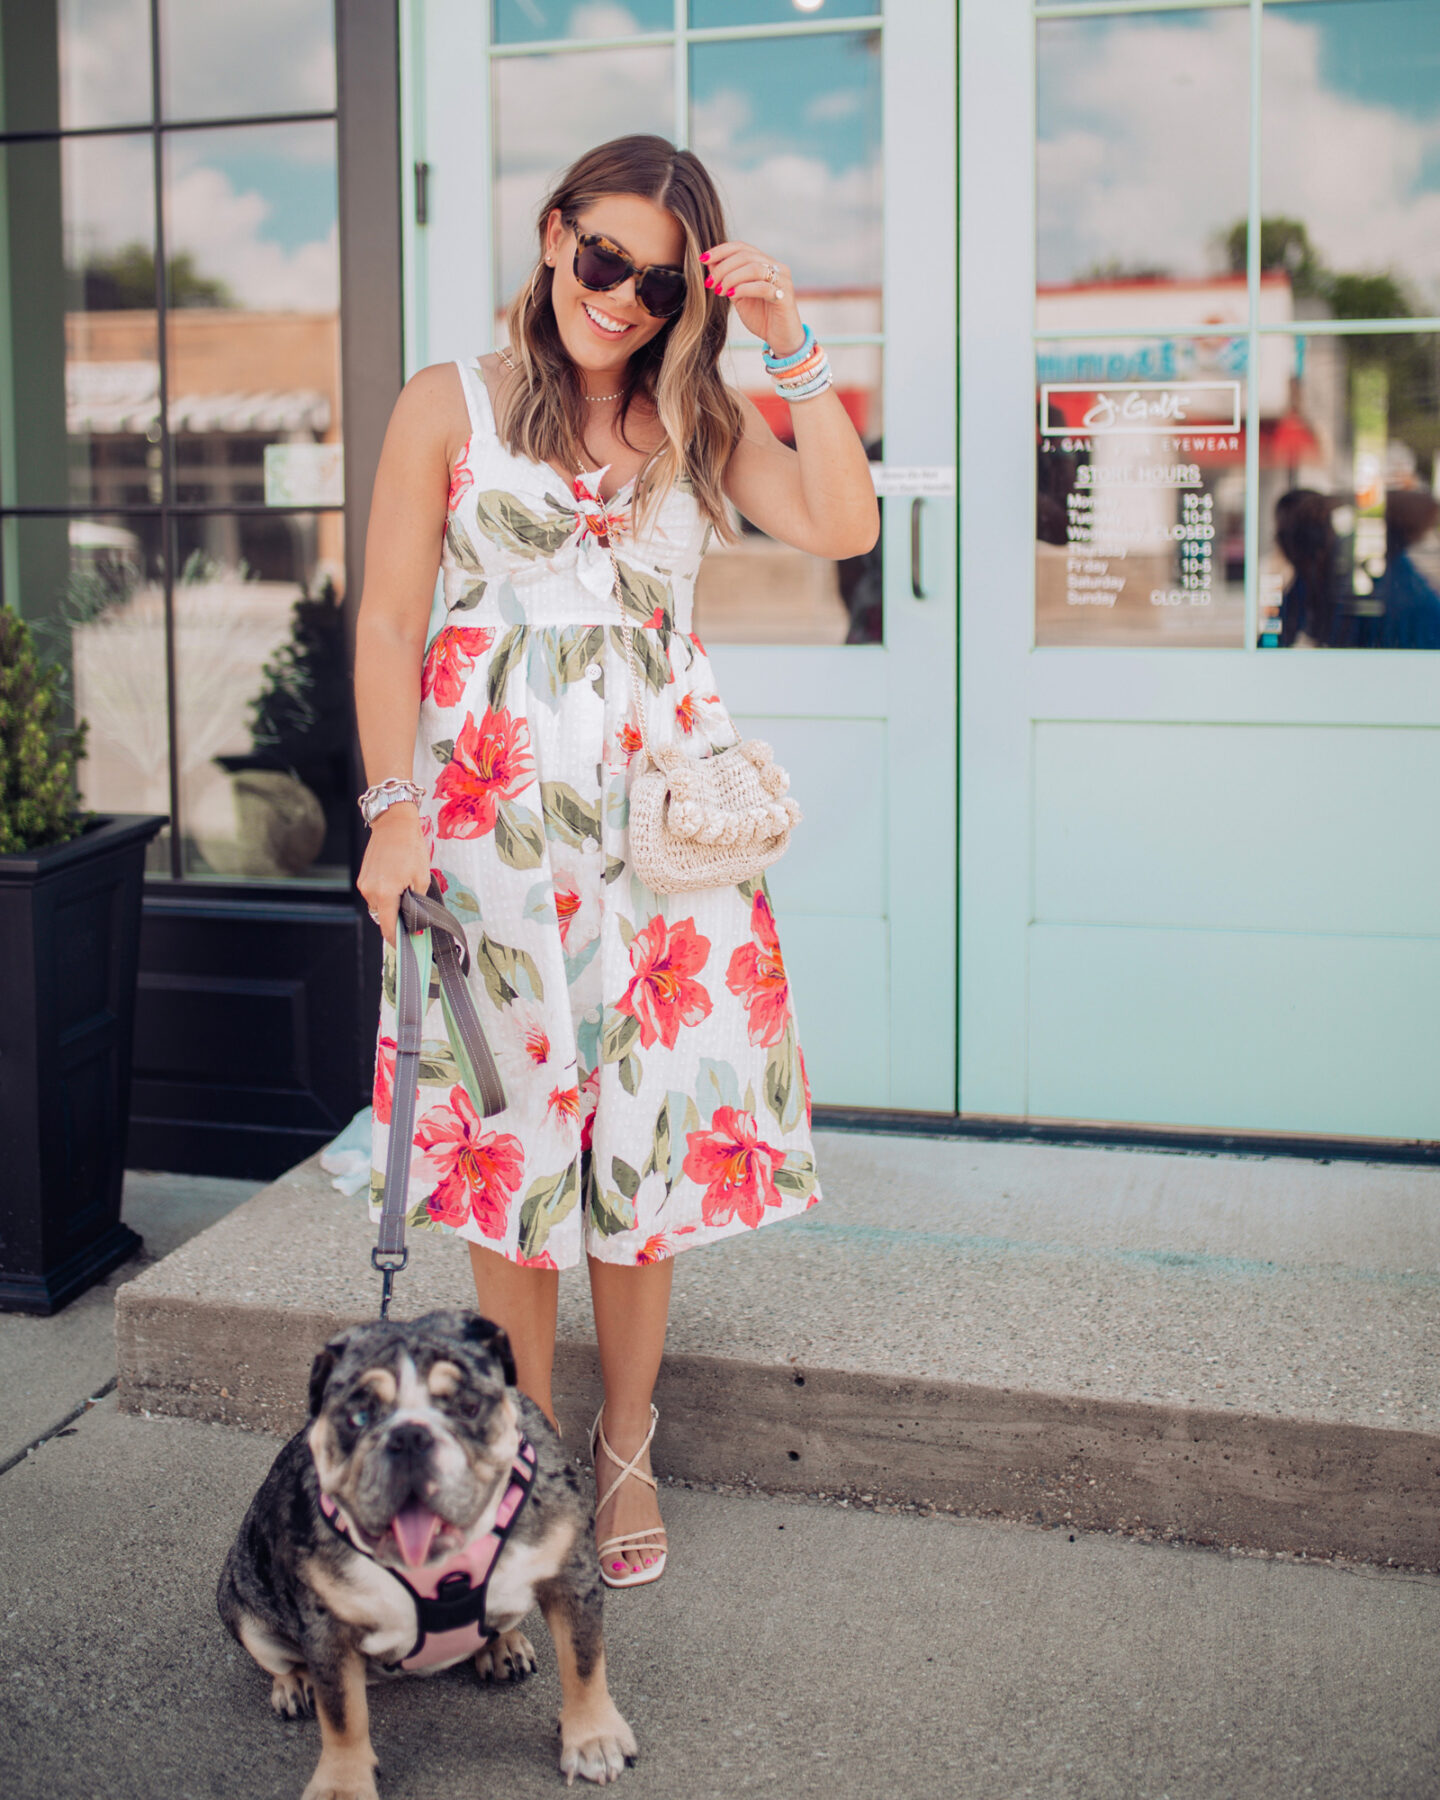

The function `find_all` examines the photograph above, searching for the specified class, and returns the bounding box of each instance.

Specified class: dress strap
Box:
[453,357,495,442]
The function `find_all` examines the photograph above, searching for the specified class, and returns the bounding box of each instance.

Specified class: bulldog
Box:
[217,1310,637,1796]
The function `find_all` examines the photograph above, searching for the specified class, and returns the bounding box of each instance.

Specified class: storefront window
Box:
[1037,337,1247,647]
[1035,0,1440,650]
[0,0,347,880]
[486,10,885,646]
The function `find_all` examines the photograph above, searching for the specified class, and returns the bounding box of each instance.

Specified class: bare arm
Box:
[701,238,879,559]
[354,363,469,944]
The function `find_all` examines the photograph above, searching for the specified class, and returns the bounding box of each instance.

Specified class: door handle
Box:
[910,497,927,599]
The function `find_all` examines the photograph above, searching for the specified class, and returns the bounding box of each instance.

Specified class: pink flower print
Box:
[571,473,630,547]
[554,877,583,945]
[523,1019,551,1066]
[674,692,697,736]
[373,1036,397,1125]
[615,914,713,1050]
[725,891,790,1048]
[447,445,474,513]
[422,624,494,709]
[579,1067,601,1154]
[688,631,708,656]
[517,1249,558,1270]
[617,722,644,763]
[636,1225,696,1265]
[433,705,535,839]
[547,1084,581,1126]
[682,1107,785,1229]
[415,1086,525,1238]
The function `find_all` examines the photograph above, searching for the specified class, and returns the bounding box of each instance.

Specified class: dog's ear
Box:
[307,1332,353,1418]
[461,1314,517,1387]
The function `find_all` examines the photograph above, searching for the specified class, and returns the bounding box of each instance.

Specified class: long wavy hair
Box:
[496,135,745,540]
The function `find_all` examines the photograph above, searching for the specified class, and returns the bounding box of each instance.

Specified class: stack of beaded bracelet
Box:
[762,323,834,404]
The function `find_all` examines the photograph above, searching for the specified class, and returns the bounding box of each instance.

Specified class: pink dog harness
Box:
[318,1436,538,1671]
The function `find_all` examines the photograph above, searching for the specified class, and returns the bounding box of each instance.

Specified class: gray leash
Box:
[375,882,507,1318]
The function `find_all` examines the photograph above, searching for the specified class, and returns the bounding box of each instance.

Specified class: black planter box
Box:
[0,813,167,1314]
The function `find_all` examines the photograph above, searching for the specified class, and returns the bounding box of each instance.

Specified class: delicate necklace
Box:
[584,388,622,403]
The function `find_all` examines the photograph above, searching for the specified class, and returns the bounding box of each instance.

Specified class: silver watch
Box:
[358,778,423,827]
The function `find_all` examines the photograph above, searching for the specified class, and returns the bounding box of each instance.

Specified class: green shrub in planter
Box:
[0,607,88,854]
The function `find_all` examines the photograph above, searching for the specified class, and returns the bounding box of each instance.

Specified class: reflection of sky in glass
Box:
[492,48,674,299]
[58,133,154,280]
[159,0,335,120]
[165,124,338,310]
[60,0,152,129]
[1263,2,1440,312]
[689,1,875,26]
[1037,11,1248,293]
[689,31,881,292]
[492,1,671,44]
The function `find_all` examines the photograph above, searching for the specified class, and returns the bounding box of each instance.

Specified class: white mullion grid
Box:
[1244,0,1262,651]
[1036,318,1440,340]
[488,17,882,57]
[673,0,687,150]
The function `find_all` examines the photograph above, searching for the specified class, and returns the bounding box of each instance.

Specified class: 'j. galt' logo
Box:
[1040,381,1243,436]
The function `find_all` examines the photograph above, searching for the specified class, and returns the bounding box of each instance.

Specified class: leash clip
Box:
[372,1245,409,1321]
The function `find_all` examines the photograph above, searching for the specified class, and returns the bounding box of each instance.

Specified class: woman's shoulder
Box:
[390,361,473,461]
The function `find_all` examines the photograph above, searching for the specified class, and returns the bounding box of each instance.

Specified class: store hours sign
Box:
[1036,372,1246,648]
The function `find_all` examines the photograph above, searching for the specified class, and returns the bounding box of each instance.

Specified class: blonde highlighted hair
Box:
[495,135,745,541]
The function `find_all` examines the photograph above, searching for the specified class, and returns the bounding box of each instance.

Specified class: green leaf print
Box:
[558,625,605,686]
[473,490,576,558]
[486,625,528,712]
[763,1020,804,1134]
[772,1151,817,1202]
[418,1041,462,1087]
[644,1100,671,1185]
[444,516,483,573]
[611,1156,641,1199]
[563,934,601,987]
[744,1081,757,1116]
[736,876,760,903]
[518,1157,581,1260]
[369,1168,385,1206]
[431,737,455,766]
[475,933,545,1009]
[617,915,636,950]
[603,856,625,885]
[405,1197,440,1231]
[606,788,630,831]
[494,799,545,870]
[445,881,482,922]
[450,579,486,612]
[589,1183,636,1238]
[541,781,602,850]
[613,560,674,629]
[601,1007,641,1065]
[497,579,526,625]
[382,948,440,1009]
[618,1051,642,1097]
[527,632,566,711]
[608,624,669,694]
[522,878,555,925]
[696,1057,742,1125]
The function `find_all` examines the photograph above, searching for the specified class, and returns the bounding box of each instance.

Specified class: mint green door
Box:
[402,0,958,1114]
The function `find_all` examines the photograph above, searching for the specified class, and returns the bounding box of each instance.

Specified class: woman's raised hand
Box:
[357,805,433,947]
[701,240,806,356]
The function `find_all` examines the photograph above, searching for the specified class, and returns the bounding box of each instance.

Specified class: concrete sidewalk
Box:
[2,1396,1438,1800]
[116,1132,1440,1567]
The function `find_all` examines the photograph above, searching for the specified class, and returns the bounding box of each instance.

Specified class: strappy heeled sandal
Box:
[589,1403,668,1590]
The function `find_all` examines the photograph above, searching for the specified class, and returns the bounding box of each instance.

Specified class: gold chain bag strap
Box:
[604,541,801,896]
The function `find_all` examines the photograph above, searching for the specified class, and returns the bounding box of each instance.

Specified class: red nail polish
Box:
[700,251,710,262]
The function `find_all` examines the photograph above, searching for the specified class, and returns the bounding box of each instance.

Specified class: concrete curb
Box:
[117,1295,1440,1571]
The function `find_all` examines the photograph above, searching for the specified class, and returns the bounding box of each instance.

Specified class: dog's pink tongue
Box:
[391,1502,442,1568]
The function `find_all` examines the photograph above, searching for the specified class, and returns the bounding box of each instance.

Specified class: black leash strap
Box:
[375,881,506,1318]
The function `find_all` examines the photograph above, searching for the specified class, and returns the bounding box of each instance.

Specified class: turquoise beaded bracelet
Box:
[761,323,815,373]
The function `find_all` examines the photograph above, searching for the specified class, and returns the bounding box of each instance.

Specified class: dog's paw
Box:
[300,1754,379,1800]
[558,1700,638,1786]
[269,1669,314,1720]
[475,1627,538,1684]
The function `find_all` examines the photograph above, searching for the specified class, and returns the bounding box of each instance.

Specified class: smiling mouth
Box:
[582,301,634,337]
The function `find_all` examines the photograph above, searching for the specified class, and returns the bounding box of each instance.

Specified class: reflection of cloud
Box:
[1037,13,1248,285]
[1039,11,1440,308]
[1264,13,1440,307]
[691,90,880,290]
[65,133,337,310]
[805,88,863,126]
[160,0,335,119]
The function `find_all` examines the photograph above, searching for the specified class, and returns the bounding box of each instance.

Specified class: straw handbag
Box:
[609,557,802,895]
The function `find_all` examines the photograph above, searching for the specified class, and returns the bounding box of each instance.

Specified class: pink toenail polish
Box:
[611,1560,625,1571]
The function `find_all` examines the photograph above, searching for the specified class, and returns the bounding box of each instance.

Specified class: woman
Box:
[354,135,878,1588]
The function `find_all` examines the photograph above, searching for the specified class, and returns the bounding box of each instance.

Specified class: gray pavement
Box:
[1,1396,1437,1800]
[1,1170,261,1467]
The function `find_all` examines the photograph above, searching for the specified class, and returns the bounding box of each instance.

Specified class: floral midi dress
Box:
[368,358,820,1269]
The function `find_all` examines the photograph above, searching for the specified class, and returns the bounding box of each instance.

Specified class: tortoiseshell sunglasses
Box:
[564,216,688,319]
